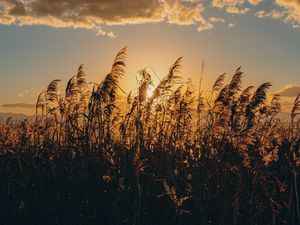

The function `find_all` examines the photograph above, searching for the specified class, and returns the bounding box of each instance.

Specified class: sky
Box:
[0,0,300,115]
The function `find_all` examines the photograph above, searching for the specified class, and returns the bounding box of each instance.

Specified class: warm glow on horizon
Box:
[1,0,300,117]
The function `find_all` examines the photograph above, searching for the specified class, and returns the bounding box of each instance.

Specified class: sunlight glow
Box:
[147,85,154,98]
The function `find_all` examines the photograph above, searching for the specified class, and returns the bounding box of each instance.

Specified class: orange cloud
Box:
[2,0,298,35]
[0,0,210,36]
[276,0,300,8]
[255,9,286,19]
[276,0,300,24]
[211,0,262,14]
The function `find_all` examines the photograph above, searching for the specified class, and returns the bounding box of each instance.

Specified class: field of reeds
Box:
[0,47,300,225]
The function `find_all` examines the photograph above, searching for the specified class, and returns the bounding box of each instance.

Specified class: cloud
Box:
[1,0,299,35]
[18,90,29,98]
[208,17,226,23]
[1,103,35,109]
[211,0,261,14]
[255,9,286,20]
[252,0,300,28]
[17,89,36,98]
[197,21,215,32]
[197,16,229,32]
[0,0,210,37]
[210,0,300,29]
[275,0,300,24]
[276,0,300,9]
[248,0,263,5]
[275,84,300,97]
[228,22,237,28]
[164,0,205,25]
[271,84,300,112]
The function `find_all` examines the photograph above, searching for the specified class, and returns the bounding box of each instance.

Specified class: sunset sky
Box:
[1,0,300,115]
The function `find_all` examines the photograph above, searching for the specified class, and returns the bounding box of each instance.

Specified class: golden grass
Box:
[0,47,300,225]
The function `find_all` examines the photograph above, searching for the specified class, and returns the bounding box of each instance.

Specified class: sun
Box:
[147,85,154,98]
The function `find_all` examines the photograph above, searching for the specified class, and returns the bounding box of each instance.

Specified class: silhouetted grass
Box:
[0,48,300,225]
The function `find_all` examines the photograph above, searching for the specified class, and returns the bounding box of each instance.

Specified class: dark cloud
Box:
[1,103,35,109]
[1,0,298,35]
[0,0,209,36]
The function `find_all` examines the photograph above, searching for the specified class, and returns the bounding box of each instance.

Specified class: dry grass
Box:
[0,47,300,225]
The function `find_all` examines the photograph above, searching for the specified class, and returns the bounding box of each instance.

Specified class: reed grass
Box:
[0,48,300,225]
